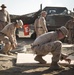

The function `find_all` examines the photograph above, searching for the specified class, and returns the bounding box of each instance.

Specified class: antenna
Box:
[40,4,42,10]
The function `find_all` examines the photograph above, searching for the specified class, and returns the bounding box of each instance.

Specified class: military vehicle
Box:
[44,7,72,31]
[11,6,73,38]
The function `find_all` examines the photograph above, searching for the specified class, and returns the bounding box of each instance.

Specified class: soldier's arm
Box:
[34,19,38,32]
[8,26,17,46]
[65,20,71,28]
[41,17,48,32]
[7,11,11,23]
[9,34,17,49]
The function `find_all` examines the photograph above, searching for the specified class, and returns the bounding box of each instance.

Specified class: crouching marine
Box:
[0,20,23,55]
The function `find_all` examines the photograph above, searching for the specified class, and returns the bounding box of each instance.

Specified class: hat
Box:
[16,20,23,28]
[57,26,68,37]
[1,4,6,8]
[41,11,47,15]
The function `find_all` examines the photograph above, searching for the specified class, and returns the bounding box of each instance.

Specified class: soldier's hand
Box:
[60,54,68,60]
[12,44,16,49]
[45,30,48,33]
[15,42,17,47]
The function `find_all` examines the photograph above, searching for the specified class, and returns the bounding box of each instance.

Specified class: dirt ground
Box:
[0,38,74,75]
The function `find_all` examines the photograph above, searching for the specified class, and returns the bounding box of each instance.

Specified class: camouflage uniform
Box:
[0,20,23,54]
[0,23,17,54]
[65,19,74,43]
[31,26,68,66]
[0,4,11,31]
[34,11,48,37]
[32,31,62,63]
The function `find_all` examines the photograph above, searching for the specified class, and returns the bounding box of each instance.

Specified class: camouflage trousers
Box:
[32,41,62,63]
[0,33,12,54]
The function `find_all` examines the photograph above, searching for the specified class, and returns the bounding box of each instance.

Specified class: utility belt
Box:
[37,27,42,28]
[31,44,40,49]
[0,20,8,24]
[0,20,4,22]
[31,41,51,49]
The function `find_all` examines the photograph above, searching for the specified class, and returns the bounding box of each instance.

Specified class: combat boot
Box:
[34,55,46,64]
[49,62,65,70]
[7,52,13,55]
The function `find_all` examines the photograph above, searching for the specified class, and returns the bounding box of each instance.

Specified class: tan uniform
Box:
[31,31,62,63]
[0,22,17,54]
[0,10,11,31]
[34,17,48,37]
[65,19,74,43]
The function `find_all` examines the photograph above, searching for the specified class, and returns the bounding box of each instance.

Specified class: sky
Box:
[0,0,74,15]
